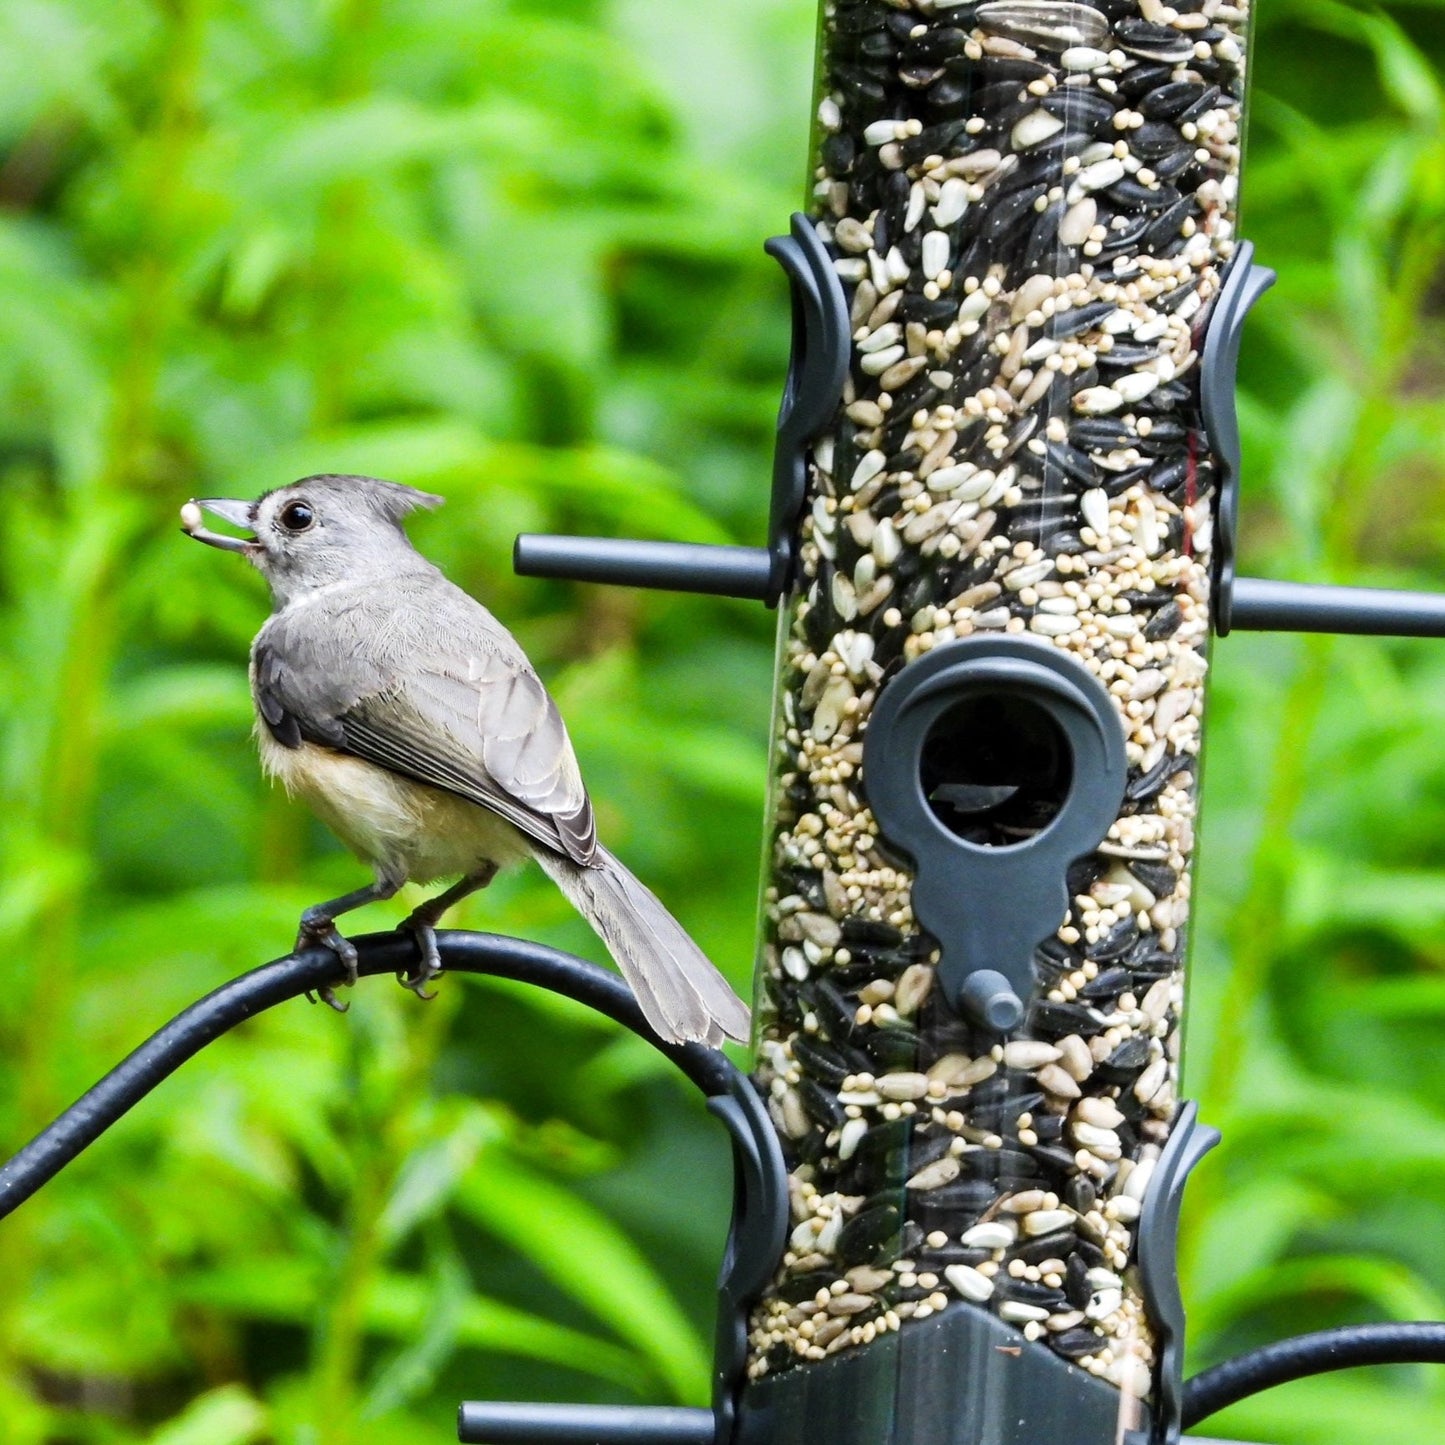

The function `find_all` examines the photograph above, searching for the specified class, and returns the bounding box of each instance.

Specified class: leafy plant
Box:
[0,0,1439,1442]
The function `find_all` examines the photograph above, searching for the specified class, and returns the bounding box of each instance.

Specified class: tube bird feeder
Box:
[737,1,1251,1438]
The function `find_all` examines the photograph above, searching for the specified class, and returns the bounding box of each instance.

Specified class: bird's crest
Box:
[284,474,444,525]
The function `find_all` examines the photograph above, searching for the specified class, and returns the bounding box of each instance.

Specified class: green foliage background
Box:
[0,0,1441,1440]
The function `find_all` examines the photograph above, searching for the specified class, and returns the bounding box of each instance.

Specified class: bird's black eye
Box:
[279,501,315,532]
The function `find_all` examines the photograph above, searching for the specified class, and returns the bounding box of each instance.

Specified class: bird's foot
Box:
[296,911,359,1012]
[397,915,443,1000]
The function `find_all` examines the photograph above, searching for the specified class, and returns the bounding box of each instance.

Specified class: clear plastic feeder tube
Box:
[747,0,1250,1434]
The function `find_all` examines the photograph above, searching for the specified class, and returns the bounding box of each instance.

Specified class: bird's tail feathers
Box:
[535,846,751,1047]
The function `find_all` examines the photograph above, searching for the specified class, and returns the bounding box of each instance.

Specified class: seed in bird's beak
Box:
[181,496,257,553]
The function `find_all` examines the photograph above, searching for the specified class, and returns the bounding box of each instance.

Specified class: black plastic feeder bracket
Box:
[1201,239,1274,637]
[1132,1101,1222,1445]
[513,213,850,604]
[1205,243,1445,640]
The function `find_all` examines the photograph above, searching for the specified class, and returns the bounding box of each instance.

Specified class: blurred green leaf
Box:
[458,1150,710,1403]
[147,1387,269,1445]
[360,1243,470,1419]
[379,1101,503,1247]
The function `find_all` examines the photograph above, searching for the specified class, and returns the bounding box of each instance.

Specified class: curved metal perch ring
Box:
[0,932,770,1216]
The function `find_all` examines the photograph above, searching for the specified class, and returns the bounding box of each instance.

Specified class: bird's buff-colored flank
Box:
[256,731,533,884]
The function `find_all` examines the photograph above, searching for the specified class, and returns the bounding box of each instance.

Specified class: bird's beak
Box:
[180,497,257,553]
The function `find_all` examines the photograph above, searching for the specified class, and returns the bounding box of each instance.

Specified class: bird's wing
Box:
[253,588,598,866]
[339,659,598,864]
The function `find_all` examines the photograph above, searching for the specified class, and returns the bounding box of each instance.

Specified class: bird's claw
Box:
[313,985,351,1014]
[296,914,359,1009]
[398,917,443,1001]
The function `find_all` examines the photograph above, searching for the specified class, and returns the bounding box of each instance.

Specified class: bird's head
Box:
[181,474,443,605]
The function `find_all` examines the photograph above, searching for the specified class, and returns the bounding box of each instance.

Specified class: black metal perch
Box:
[0,933,748,1218]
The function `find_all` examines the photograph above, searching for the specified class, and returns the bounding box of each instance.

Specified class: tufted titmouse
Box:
[180,475,751,1047]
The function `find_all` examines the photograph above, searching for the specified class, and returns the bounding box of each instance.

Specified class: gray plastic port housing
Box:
[862,637,1128,1031]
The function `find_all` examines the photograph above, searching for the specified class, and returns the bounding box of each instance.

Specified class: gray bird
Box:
[180,474,751,1047]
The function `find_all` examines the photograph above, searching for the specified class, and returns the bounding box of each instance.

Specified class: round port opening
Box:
[920,690,1073,847]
